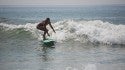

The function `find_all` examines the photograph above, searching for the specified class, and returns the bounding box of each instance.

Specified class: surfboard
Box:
[42,38,55,47]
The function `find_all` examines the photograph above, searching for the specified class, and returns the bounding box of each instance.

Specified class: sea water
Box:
[0,5,125,70]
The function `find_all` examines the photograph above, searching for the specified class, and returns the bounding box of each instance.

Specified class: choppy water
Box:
[0,5,125,70]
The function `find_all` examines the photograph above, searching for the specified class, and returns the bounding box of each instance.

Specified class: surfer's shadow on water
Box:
[36,44,55,51]
[39,47,49,61]
[36,45,55,62]
[36,40,55,51]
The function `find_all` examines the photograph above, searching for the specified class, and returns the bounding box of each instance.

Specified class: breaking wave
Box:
[0,20,125,45]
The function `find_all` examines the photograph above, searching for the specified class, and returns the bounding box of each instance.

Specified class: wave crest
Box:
[51,20,125,45]
[0,20,125,45]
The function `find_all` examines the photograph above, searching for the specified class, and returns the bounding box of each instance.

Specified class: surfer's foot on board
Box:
[43,37,46,40]
[43,35,46,40]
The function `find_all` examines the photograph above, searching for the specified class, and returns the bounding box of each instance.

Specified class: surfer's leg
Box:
[46,29,50,36]
[43,29,50,40]
[43,31,46,40]
[47,32,50,36]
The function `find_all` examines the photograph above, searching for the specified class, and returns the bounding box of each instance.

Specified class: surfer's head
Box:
[46,18,50,20]
[45,18,50,23]
[46,18,50,21]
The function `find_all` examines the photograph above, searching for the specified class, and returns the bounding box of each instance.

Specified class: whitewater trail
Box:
[0,20,125,45]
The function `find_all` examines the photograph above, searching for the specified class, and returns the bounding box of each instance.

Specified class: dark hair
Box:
[46,18,50,21]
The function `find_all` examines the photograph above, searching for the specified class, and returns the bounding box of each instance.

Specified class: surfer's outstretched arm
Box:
[49,22,56,33]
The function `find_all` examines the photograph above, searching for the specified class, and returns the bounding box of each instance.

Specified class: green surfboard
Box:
[43,38,55,47]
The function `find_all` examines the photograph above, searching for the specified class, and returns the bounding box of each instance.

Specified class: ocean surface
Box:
[0,5,125,70]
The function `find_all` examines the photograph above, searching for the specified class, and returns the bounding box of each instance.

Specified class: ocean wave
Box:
[0,20,125,45]
[0,22,41,40]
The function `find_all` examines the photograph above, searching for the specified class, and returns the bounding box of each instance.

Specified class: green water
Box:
[0,39,125,70]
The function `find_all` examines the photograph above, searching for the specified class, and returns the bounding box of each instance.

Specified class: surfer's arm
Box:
[49,22,56,33]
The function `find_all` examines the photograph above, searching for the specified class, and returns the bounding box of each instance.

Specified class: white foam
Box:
[1,20,125,45]
[50,20,125,44]
[84,64,97,70]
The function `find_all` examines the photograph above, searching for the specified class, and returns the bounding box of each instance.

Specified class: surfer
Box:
[36,18,56,40]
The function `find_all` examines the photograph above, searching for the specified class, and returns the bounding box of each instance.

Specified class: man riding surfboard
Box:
[36,18,56,40]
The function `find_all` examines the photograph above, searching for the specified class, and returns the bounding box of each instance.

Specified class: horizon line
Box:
[0,4,125,7]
